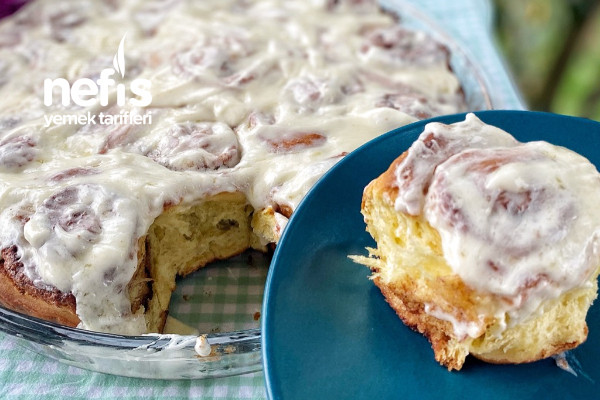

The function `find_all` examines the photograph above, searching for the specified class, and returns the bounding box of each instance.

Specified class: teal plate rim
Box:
[262,110,600,400]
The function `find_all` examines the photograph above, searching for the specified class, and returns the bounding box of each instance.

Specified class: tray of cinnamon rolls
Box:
[0,0,497,379]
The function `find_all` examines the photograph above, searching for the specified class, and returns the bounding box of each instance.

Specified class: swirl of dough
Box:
[0,134,38,170]
[259,129,327,154]
[426,147,572,253]
[49,167,99,182]
[143,122,241,171]
[376,88,440,120]
[173,44,233,78]
[22,184,139,295]
[423,142,600,300]
[171,30,256,84]
[360,25,449,66]
[394,114,518,215]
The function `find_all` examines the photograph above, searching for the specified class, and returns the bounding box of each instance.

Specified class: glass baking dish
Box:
[0,0,499,379]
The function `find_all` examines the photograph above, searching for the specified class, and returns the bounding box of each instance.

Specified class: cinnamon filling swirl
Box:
[395,114,600,317]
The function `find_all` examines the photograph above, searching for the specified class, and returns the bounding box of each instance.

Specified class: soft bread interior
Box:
[356,162,599,371]
[143,192,269,333]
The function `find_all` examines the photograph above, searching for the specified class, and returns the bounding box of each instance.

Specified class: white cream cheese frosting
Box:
[394,113,600,335]
[0,0,466,334]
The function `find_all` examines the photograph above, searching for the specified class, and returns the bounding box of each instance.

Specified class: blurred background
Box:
[0,0,599,120]
[493,0,599,120]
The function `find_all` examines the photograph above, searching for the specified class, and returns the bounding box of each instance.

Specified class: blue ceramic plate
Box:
[262,111,600,400]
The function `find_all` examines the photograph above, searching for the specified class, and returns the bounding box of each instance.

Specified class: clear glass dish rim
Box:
[0,0,497,380]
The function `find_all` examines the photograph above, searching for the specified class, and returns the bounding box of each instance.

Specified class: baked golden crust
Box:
[0,235,154,329]
[0,246,79,327]
[361,151,404,211]
[373,276,468,371]
[358,148,599,371]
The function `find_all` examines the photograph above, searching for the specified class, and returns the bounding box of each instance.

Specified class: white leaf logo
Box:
[113,33,127,78]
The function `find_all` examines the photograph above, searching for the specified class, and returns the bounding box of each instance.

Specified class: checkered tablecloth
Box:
[0,1,525,398]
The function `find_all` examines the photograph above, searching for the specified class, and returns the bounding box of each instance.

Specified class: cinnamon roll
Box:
[356,113,600,370]
[0,134,38,170]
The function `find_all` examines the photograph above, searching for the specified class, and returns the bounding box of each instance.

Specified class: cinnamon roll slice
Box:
[355,113,600,370]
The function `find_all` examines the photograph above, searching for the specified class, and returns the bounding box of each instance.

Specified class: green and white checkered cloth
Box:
[0,1,525,398]
[171,252,268,335]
